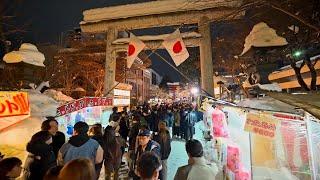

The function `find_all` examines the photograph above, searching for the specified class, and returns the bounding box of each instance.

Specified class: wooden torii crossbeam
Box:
[80,0,244,97]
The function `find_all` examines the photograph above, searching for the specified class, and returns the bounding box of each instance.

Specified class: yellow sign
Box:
[245,113,277,138]
[0,91,30,118]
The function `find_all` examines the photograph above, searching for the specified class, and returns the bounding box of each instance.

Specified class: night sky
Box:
[5,0,183,81]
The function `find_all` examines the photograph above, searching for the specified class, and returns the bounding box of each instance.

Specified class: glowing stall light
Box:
[113,98,130,106]
[191,87,199,95]
[114,89,130,97]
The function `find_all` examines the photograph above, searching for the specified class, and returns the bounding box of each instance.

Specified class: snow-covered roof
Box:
[240,22,288,56]
[82,0,243,24]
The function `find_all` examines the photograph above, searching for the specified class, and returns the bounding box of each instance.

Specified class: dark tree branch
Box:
[270,3,320,33]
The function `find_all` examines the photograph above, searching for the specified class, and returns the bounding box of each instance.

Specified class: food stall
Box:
[199,95,320,180]
[56,97,113,136]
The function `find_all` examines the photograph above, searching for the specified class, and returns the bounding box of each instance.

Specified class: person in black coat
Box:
[41,117,65,158]
[150,107,160,132]
[153,121,171,180]
[89,123,104,179]
[23,131,56,180]
[119,112,130,141]
[179,107,187,140]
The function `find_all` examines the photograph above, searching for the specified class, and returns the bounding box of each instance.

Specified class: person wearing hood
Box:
[22,131,56,180]
[57,121,104,178]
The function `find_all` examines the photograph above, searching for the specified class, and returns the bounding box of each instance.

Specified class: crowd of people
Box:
[0,103,221,180]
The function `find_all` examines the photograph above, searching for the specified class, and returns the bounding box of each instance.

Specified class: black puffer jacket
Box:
[52,131,65,158]
[153,130,171,160]
[25,142,56,180]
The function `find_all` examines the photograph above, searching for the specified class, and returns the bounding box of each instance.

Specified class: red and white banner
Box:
[162,29,189,66]
[127,33,146,68]
[57,97,113,117]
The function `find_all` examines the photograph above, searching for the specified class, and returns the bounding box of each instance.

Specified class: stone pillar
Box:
[104,28,118,97]
[199,16,215,97]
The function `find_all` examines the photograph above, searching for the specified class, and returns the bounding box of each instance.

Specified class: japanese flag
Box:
[162,29,189,66]
[127,33,146,68]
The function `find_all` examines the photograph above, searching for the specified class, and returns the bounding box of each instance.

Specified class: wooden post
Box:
[104,28,117,97]
[199,16,215,97]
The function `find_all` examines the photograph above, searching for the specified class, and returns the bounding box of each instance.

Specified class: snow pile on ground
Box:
[24,89,59,117]
[0,89,72,162]
[43,89,73,104]
[20,88,73,117]
[0,117,43,161]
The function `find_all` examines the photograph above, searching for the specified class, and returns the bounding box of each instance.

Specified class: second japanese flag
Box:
[162,29,189,66]
[127,33,146,68]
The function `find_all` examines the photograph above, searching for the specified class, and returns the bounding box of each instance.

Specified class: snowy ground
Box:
[167,122,204,180]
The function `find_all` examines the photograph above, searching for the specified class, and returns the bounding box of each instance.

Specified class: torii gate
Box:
[80,0,243,97]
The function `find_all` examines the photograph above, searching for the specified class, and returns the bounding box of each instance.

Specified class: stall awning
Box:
[267,92,320,120]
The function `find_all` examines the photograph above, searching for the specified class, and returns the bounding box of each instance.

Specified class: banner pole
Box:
[249,132,253,179]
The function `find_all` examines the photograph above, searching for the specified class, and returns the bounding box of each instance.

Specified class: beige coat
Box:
[174,157,222,180]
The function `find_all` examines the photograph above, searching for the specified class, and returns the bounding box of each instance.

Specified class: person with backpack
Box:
[57,122,104,176]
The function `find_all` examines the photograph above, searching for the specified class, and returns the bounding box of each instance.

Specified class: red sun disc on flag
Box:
[128,44,135,56]
[173,41,183,54]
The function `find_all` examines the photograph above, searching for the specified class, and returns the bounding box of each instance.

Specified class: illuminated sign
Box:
[113,98,130,106]
[57,97,113,117]
[0,91,30,118]
[114,89,130,97]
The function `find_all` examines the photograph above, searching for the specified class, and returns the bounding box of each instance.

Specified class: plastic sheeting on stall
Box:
[306,113,320,179]
[219,106,311,180]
